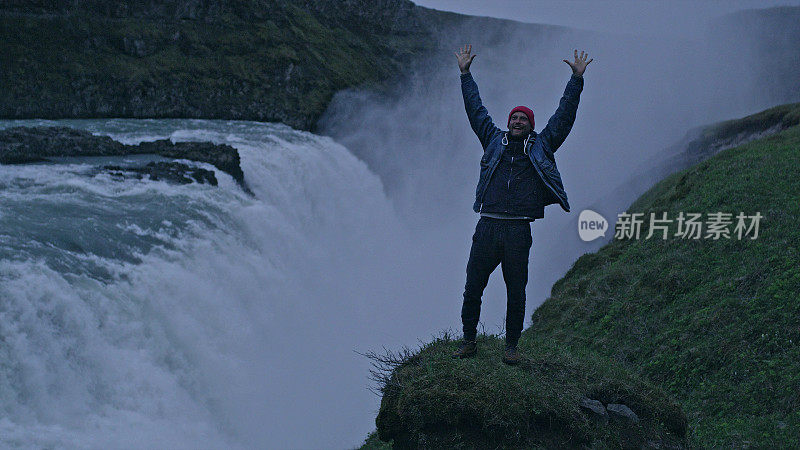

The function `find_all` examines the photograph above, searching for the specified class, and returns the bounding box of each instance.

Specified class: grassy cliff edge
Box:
[368,333,687,448]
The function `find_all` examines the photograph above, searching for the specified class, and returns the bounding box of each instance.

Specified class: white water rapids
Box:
[0,119,470,449]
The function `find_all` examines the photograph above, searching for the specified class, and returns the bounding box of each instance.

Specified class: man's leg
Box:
[500,221,532,348]
[461,218,502,341]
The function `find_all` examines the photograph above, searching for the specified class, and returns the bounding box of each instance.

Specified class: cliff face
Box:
[0,0,443,130]
[0,0,562,130]
[3,0,420,26]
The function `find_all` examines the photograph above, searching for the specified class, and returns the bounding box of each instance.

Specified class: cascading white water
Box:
[0,119,464,448]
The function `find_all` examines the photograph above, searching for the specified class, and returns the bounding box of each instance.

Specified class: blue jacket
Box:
[461,71,584,215]
[478,136,549,218]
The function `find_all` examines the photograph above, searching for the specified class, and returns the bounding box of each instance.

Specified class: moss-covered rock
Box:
[373,334,686,449]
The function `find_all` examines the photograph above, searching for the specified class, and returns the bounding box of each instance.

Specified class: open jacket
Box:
[460,71,583,215]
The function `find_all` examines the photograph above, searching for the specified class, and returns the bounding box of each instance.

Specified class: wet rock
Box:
[607,403,640,425]
[0,126,249,193]
[0,126,124,163]
[103,162,217,185]
[136,139,244,189]
[579,397,609,425]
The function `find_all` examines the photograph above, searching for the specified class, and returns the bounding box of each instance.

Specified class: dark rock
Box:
[136,139,245,189]
[0,126,249,193]
[607,403,640,425]
[579,397,609,425]
[122,37,150,57]
[644,438,687,449]
[102,162,218,186]
[4,0,229,20]
[0,126,125,163]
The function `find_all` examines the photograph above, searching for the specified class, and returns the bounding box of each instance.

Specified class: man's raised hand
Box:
[563,49,593,76]
[455,44,476,74]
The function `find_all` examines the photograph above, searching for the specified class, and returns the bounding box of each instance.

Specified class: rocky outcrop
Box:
[373,336,687,449]
[136,139,245,189]
[606,403,640,426]
[101,162,218,186]
[579,397,609,424]
[0,126,125,163]
[0,126,249,192]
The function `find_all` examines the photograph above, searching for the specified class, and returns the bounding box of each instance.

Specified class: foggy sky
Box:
[413,0,800,38]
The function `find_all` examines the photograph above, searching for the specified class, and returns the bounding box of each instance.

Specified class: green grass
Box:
[530,103,800,447]
[368,332,686,448]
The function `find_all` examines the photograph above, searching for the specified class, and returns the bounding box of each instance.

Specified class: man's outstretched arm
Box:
[456,44,500,150]
[539,50,593,153]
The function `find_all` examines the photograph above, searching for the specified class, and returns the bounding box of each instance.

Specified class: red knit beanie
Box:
[508,106,535,130]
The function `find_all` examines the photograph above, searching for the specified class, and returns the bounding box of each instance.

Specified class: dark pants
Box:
[461,216,532,348]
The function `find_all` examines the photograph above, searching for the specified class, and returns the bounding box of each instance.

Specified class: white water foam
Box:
[0,119,452,449]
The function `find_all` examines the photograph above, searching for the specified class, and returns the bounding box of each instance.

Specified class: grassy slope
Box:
[530,103,800,447]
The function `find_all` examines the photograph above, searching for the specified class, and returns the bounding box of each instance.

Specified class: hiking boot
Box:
[452,340,477,359]
[502,346,521,365]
